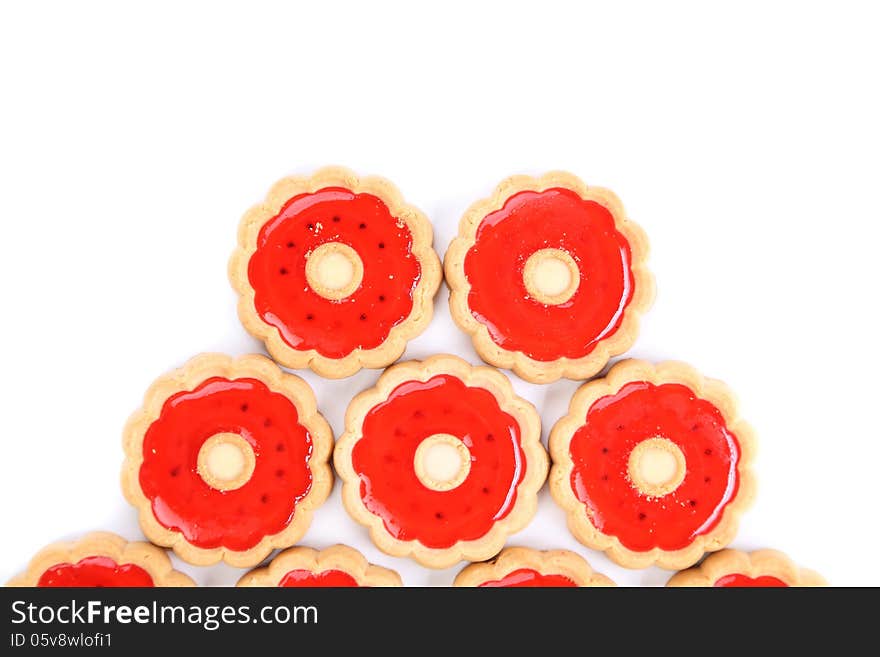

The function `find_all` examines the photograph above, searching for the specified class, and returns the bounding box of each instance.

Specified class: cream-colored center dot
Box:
[197,433,256,492]
[627,437,686,498]
[523,248,580,305]
[305,242,364,300]
[414,434,471,492]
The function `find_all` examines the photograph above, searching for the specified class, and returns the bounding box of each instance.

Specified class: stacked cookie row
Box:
[8,168,822,587]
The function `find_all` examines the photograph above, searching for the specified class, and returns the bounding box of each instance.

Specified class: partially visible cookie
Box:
[454,547,614,587]
[122,353,334,568]
[445,172,653,383]
[237,545,402,587]
[230,166,442,378]
[6,532,194,587]
[334,354,548,569]
[667,549,826,587]
[550,359,756,570]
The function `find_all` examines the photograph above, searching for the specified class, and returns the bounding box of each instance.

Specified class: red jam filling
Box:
[139,377,314,551]
[351,374,526,549]
[38,557,154,587]
[569,381,741,552]
[464,188,634,361]
[715,574,788,587]
[479,568,577,587]
[248,187,421,358]
[278,569,361,587]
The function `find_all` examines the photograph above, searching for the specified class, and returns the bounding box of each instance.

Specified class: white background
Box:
[1,1,878,587]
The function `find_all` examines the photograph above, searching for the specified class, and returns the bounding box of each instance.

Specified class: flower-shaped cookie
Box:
[237,545,402,587]
[6,532,194,587]
[230,166,442,378]
[550,360,756,570]
[445,172,653,383]
[667,549,826,587]
[122,353,333,567]
[454,547,614,587]
[334,354,548,568]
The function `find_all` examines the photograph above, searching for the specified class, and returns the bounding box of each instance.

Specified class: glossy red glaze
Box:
[569,381,741,552]
[351,374,525,549]
[38,557,154,587]
[464,188,634,361]
[478,568,577,587]
[139,377,314,551]
[278,569,361,587]
[715,574,788,587]
[248,187,421,358]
